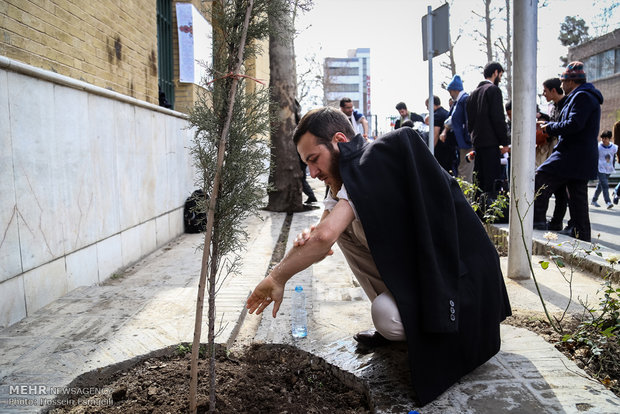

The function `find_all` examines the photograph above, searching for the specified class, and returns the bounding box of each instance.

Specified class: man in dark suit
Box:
[466,62,510,195]
[246,107,511,405]
[534,62,604,242]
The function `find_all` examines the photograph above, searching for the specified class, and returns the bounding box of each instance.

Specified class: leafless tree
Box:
[495,0,512,101]
[472,0,495,63]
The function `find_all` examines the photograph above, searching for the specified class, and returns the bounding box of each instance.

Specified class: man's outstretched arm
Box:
[361,117,370,139]
[246,199,355,317]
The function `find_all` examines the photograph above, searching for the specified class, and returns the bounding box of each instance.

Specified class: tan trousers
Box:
[458,148,474,183]
[336,219,406,341]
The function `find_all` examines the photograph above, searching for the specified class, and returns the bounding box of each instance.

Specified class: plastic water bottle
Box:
[291,285,308,338]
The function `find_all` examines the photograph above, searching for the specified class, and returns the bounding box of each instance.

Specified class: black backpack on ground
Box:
[183,189,207,233]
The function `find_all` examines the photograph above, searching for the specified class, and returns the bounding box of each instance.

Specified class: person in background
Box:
[540,77,570,231]
[534,62,604,242]
[426,95,453,174]
[441,74,473,182]
[612,121,620,205]
[295,99,318,204]
[394,101,424,129]
[339,97,369,140]
[466,62,510,195]
[591,130,617,209]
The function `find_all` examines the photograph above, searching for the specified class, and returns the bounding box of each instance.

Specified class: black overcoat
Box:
[338,129,512,405]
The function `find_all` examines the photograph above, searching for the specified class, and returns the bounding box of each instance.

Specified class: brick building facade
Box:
[568,28,620,133]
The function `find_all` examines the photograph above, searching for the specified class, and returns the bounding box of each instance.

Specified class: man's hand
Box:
[246,275,284,317]
[537,121,548,134]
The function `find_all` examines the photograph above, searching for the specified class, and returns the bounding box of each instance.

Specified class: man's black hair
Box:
[543,78,563,95]
[293,107,356,148]
[483,62,504,79]
[339,97,352,108]
[395,102,407,111]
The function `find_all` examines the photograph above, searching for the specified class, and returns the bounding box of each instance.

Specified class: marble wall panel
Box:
[152,114,170,217]
[155,214,170,248]
[96,234,123,282]
[66,244,99,291]
[0,276,27,329]
[0,69,22,281]
[120,225,142,268]
[115,102,140,230]
[10,72,65,272]
[169,208,185,238]
[139,219,157,261]
[54,85,99,254]
[134,106,157,222]
[88,94,121,240]
[23,258,67,314]
[170,117,197,207]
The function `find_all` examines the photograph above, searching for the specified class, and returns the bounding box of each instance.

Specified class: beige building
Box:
[568,28,620,133]
[0,0,269,328]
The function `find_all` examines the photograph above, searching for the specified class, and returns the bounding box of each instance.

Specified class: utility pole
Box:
[507,0,537,279]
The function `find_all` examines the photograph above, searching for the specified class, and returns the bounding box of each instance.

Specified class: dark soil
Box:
[48,343,370,414]
[504,309,620,397]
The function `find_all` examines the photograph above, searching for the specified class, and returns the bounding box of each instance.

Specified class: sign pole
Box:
[427,5,434,155]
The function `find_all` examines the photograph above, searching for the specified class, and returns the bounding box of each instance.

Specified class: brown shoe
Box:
[353,329,391,347]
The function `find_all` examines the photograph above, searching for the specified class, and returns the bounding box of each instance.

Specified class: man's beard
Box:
[494,76,500,86]
[327,145,343,191]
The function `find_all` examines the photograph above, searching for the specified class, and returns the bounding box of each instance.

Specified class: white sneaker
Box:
[607,202,614,209]
[591,201,600,207]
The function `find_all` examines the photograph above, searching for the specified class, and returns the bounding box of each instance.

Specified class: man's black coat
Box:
[466,80,509,149]
[338,129,511,405]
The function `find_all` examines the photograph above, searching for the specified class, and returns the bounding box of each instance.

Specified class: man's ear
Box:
[332,132,349,143]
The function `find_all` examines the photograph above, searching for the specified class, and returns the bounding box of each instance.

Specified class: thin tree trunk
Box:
[485,0,493,62]
[265,0,304,212]
[504,0,512,101]
[189,2,255,413]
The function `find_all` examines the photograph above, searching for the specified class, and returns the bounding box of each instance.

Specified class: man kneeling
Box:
[247,107,511,405]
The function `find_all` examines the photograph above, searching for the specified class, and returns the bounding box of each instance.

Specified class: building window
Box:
[331,83,360,92]
[157,0,174,108]
[600,49,615,79]
[583,48,618,82]
[326,67,359,76]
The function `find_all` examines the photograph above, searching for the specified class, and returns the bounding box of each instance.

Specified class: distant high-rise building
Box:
[324,48,371,134]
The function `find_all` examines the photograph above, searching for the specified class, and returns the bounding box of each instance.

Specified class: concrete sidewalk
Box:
[1,194,620,412]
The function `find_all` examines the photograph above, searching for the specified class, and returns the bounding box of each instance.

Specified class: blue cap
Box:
[295,285,303,292]
[447,75,463,91]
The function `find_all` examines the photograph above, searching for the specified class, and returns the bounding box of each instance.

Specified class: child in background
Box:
[591,130,618,209]
[612,121,620,205]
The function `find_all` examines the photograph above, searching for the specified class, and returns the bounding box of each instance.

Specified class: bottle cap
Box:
[294,285,303,292]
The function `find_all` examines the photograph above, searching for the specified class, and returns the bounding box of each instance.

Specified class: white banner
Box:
[176,3,212,84]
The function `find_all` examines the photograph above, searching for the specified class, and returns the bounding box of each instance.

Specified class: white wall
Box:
[0,59,196,328]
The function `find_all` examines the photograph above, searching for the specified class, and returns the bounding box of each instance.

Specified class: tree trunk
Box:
[485,0,493,62]
[265,0,304,212]
[504,0,512,101]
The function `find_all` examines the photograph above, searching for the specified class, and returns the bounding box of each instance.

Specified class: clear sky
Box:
[294,0,620,135]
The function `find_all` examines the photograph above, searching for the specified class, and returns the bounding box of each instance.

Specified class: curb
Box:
[487,223,619,282]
